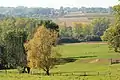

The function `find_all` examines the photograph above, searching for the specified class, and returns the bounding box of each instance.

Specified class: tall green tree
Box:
[2,29,27,68]
[0,17,59,69]
[102,4,120,52]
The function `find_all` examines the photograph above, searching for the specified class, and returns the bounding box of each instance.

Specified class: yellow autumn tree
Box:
[24,26,61,75]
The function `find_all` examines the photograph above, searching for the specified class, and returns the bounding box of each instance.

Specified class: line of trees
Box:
[0,6,113,18]
[0,17,59,74]
[59,17,110,43]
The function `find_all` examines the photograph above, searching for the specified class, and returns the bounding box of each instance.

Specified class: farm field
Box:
[55,13,114,27]
[1,42,120,80]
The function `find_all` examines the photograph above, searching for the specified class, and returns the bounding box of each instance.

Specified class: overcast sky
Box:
[0,0,119,8]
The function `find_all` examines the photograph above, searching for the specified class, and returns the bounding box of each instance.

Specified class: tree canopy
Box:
[25,26,60,75]
[102,4,120,52]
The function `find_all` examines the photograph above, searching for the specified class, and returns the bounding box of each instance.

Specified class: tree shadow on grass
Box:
[67,55,97,59]
[56,55,97,65]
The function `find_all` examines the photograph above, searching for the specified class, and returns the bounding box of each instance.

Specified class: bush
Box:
[17,66,24,73]
[85,35,102,41]
[58,37,80,44]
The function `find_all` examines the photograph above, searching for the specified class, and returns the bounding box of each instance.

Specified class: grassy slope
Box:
[52,43,120,72]
[1,43,120,80]
[59,43,120,59]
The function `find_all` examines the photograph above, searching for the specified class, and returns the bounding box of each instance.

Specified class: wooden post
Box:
[84,72,87,76]
[72,73,74,75]
[98,72,99,76]
[110,58,112,65]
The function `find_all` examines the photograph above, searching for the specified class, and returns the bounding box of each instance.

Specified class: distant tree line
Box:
[59,17,110,43]
[0,6,113,18]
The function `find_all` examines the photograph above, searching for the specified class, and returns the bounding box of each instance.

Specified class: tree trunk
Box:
[114,47,118,52]
[46,70,50,76]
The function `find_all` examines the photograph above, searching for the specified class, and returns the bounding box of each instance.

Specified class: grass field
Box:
[1,43,120,80]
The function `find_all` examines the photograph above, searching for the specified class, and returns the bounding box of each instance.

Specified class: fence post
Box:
[110,58,112,65]
[98,72,99,76]
[60,72,61,76]
[72,73,74,75]
[83,72,87,76]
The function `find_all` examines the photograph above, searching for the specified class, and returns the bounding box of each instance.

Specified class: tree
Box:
[25,26,61,75]
[1,29,27,68]
[72,22,84,40]
[102,4,120,52]
[92,18,110,36]
[0,17,59,69]
[59,26,73,37]
[41,20,59,32]
[102,26,120,52]
[72,22,92,41]
[83,24,92,36]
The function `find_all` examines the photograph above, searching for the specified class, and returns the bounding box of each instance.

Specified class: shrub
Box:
[85,35,101,41]
[58,37,80,44]
[17,66,24,73]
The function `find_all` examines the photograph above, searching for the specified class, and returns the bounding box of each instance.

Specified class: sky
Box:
[0,0,119,8]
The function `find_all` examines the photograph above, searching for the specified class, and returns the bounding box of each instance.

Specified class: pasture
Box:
[1,42,120,80]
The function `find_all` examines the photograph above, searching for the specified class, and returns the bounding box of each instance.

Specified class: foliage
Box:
[102,4,120,52]
[0,17,59,69]
[58,37,80,43]
[59,19,110,42]
[59,26,73,37]
[92,18,110,36]
[102,26,118,51]
[0,7,113,18]
[1,29,27,68]
[41,20,59,32]
[17,66,24,73]
[72,22,84,40]
[85,35,101,41]
[25,26,61,75]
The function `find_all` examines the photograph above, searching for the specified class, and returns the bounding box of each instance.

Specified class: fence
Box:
[51,71,113,76]
[31,71,116,76]
[110,58,120,65]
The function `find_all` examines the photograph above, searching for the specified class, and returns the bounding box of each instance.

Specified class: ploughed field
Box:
[1,42,120,80]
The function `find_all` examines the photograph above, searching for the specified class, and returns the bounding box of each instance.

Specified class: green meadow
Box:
[1,43,120,80]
